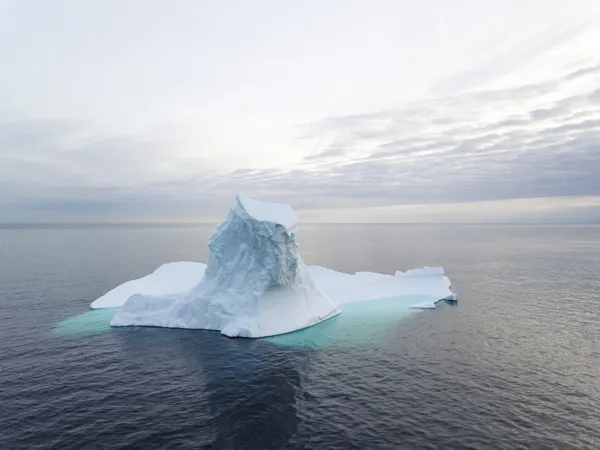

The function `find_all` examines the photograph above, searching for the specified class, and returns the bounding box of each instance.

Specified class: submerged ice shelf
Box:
[92,195,456,338]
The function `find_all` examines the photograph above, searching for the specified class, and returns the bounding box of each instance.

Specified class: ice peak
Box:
[236,195,299,234]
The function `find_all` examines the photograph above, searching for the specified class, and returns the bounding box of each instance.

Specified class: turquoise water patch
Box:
[53,295,437,345]
[53,308,119,335]
[265,295,434,349]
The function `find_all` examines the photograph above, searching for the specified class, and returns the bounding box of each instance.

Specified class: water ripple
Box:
[2,225,600,448]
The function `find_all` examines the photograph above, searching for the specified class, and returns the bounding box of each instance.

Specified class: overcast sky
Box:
[1,0,600,223]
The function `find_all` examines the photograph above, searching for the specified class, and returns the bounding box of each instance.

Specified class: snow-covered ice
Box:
[237,195,299,233]
[90,262,205,309]
[93,195,455,338]
[307,265,455,307]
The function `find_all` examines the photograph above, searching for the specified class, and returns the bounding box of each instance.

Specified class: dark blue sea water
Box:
[1,224,599,449]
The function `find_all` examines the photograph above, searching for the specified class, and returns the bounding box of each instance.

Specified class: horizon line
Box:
[1,221,599,228]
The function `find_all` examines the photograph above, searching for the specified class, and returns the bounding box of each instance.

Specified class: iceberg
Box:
[97,195,456,338]
[110,196,341,337]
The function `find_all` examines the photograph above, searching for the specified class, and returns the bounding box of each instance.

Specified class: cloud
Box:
[430,17,594,95]
[0,118,231,221]
[529,106,571,120]
[565,63,600,80]
[1,48,600,222]
[303,146,348,161]
[215,59,600,212]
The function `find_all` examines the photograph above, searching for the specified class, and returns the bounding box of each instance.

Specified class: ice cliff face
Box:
[205,196,299,292]
[110,196,341,337]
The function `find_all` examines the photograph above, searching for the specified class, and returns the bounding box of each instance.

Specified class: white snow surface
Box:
[237,195,299,233]
[90,262,205,309]
[307,265,455,308]
[109,196,340,338]
[95,196,455,338]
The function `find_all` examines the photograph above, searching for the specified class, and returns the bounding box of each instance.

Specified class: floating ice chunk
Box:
[110,196,340,337]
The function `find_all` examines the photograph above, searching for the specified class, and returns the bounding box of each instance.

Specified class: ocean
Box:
[1,224,599,449]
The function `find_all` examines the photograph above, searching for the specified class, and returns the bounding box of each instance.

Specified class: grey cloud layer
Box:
[227,63,600,210]
[1,59,600,220]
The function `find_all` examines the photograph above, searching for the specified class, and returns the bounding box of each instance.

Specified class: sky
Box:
[1,0,600,223]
